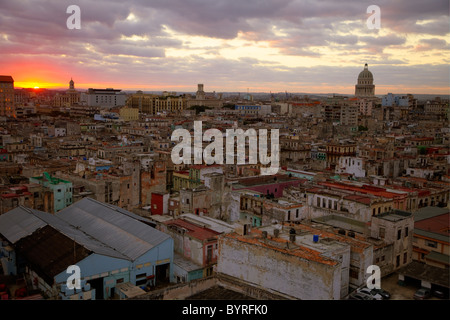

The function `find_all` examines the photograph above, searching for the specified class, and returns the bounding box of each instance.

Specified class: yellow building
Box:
[0,75,14,117]
[53,79,80,108]
[120,106,139,121]
[127,91,186,114]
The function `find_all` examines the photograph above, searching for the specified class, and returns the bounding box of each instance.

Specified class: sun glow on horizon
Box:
[14,81,65,89]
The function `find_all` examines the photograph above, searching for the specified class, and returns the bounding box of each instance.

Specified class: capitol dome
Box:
[355,63,375,97]
[358,63,373,80]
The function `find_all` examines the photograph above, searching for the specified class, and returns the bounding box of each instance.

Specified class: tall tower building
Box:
[69,78,75,90]
[67,78,79,105]
[196,83,205,100]
[0,75,14,117]
[355,64,375,97]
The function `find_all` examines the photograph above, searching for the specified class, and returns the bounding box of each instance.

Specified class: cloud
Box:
[0,0,448,94]
[414,38,449,51]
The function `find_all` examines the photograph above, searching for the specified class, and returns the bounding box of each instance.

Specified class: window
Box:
[405,227,409,237]
[350,269,359,280]
[397,229,401,240]
[296,209,299,218]
[317,197,320,207]
[379,227,385,239]
[426,240,437,248]
[396,255,400,268]
[403,252,407,264]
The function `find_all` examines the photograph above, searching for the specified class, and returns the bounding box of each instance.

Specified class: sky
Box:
[0,0,449,95]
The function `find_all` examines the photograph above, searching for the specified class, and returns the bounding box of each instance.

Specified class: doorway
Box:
[155,263,170,287]
[87,277,104,300]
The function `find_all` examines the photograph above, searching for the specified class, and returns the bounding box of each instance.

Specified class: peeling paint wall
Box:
[217,236,342,300]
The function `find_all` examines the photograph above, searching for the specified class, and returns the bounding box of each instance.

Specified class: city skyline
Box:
[0,0,449,94]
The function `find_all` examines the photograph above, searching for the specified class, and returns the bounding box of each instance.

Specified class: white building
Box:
[336,156,366,178]
[80,88,127,109]
[217,224,351,300]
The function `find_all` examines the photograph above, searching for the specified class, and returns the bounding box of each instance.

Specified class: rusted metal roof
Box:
[163,218,220,241]
[15,225,91,285]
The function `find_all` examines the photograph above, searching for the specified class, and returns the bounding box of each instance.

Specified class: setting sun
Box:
[14,81,66,90]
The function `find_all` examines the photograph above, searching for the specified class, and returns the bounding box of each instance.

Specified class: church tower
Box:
[196,84,205,100]
[355,64,375,97]
[69,78,75,91]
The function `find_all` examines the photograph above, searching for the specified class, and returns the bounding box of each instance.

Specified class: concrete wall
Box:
[217,236,342,300]
[134,273,294,300]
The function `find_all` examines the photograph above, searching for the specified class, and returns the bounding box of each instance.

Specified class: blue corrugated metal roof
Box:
[0,199,171,262]
[56,198,171,261]
[0,206,128,260]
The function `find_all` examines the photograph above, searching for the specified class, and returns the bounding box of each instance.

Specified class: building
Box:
[0,75,14,117]
[120,106,139,121]
[412,207,449,269]
[158,216,220,281]
[126,90,186,114]
[29,172,73,213]
[217,224,351,300]
[397,206,449,295]
[326,140,357,169]
[231,174,305,198]
[0,198,174,300]
[354,63,375,97]
[150,192,170,215]
[381,93,411,107]
[369,210,415,275]
[186,84,223,109]
[172,164,223,192]
[335,156,366,178]
[52,79,80,108]
[80,88,127,109]
[0,183,46,214]
[179,185,211,216]
[424,98,449,121]
[234,104,272,116]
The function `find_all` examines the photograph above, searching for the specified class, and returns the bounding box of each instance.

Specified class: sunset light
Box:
[0,0,448,308]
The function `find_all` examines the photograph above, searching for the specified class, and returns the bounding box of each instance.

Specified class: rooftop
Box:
[0,75,14,82]
[163,218,220,241]
[414,212,449,243]
[376,209,413,222]
[223,226,342,266]
[313,214,368,235]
